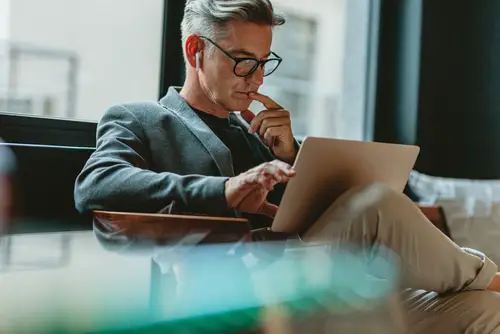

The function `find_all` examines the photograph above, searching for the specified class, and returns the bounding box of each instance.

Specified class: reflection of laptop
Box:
[272,137,420,234]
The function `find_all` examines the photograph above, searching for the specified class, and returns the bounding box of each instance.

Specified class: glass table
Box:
[0,230,401,333]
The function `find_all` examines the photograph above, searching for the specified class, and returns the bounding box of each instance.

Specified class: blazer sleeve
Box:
[74,104,230,216]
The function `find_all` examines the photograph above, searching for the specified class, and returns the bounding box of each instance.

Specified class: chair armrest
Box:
[417,204,452,239]
[92,210,251,244]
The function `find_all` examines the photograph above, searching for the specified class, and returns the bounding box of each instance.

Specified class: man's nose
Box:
[247,65,264,86]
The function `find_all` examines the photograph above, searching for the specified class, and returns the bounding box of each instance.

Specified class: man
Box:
[74,0,500,332]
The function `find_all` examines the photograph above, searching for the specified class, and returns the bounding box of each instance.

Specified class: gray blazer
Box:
[74,87,295,226]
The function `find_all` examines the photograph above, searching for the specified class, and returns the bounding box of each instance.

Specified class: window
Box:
[0,0,164,121]
[251,0,374,140]
[1,0,376,141]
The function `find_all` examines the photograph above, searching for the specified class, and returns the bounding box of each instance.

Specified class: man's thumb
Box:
[259,201,279,219]
[240,109,256,124]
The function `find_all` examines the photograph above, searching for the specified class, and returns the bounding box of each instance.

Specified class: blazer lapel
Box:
[159,87,235,177]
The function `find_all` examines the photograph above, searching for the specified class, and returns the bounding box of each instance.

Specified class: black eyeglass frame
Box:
[199,36,283,77]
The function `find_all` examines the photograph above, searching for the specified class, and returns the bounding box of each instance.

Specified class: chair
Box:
[0,143,94,271]
[2,143,94,233]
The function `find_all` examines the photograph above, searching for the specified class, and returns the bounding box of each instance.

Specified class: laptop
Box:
[271,137,420,234]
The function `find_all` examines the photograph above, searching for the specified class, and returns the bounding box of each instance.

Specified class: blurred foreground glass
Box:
[0,230,403,333]
[0,0,164,121]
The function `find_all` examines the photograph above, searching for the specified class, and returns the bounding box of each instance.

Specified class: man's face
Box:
[200,21,273,112]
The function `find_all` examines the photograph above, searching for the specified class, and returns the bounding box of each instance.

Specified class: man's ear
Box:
[185,35,203,70]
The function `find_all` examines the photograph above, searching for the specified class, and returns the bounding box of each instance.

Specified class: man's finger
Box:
[249,92,282,110]
[257,173,279,191]
[244,169,293,190]
[245,172,280,190]
[261,163,295,182]
[240,109,255,124]
[259,118,291,138]
[263,126,287,146]
[268,160,295,174]
[231,182,258,208]
[265,134,274,148]
[260,162,296,180]
[257,170,293,188]
[249,109,290,134]
[259,201,279,219]
[248,160,295,179]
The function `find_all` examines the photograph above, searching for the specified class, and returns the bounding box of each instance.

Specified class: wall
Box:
[8,0,164,120]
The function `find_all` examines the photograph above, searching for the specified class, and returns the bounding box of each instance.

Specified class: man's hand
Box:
[240,92,297,164]
[225,160,296,218]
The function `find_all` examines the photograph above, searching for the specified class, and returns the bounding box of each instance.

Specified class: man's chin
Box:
[225,101,250,111]
[229,99,252,112]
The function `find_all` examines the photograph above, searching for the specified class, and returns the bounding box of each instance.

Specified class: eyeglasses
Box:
[199,36,282,78]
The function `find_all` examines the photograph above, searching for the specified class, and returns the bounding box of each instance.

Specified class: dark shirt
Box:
[193,109,258,175]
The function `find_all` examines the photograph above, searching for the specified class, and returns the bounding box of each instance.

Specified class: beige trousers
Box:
[303,183,500,333]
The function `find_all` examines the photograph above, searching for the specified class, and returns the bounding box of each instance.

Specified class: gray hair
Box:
[181,0,285,56]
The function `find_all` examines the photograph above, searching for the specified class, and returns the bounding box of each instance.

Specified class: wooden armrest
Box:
[416,204,452,239]
[93,204,453,245]
[92,210,251,244]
